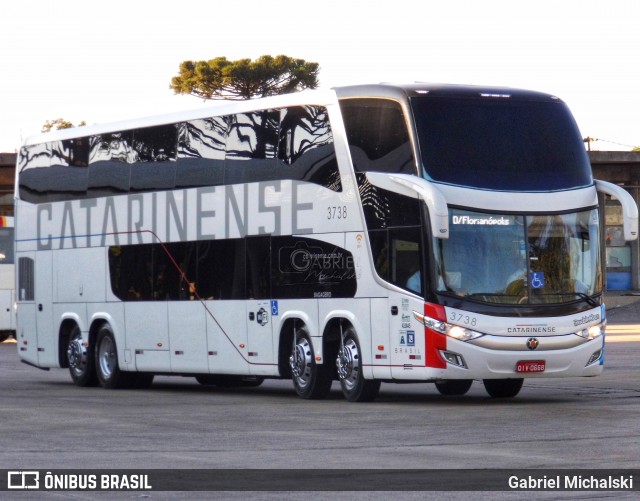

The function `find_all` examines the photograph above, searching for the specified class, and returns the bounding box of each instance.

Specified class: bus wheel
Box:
[435,379,473,396]
[95,325,133,389]
[483,378,523,398]
[337,327,380,402]
[289,326,332,399]
[67,325,97,387]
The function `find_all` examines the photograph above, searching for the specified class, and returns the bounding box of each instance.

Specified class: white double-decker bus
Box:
[15,83,638,400]
[0,216,16,342]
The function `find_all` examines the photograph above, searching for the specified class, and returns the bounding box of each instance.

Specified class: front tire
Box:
[94,325,134,389]
[289,325,332,399]
[67,325,97,387]
[336,327,380,402]
[483,378,524,398]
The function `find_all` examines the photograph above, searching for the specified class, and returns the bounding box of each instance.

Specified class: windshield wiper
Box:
[464,292,515,299]
[534,291,599,308]
[571,292,599,308]
[462,291,599,307]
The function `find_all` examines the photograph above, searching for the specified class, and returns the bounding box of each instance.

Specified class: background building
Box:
[0,152,15,216]
[590,151,640,290]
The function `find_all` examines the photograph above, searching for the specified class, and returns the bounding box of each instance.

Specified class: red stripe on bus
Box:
[425,303,447,369]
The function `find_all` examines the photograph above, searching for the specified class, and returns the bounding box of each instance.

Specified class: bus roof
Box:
[334,82,564,102]
[21,88,337,147]
[21,83,563,147]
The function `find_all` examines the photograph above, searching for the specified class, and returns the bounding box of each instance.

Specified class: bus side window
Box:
[339,98,416,175]
[246,236,271,299]
[108,244,153,300]
[277,106,341,191]
[88,132,133,196]
[389,227,422,295]
[18,143,52,203]
[369,230,389,281]
[0,227,14,264]
[130,124,178,191]
[225,111,279,185]
[368,227,423,295]
[18,257,35,302]
[196,239,246,300]
[177,117,227,188]
[359,181,421,231]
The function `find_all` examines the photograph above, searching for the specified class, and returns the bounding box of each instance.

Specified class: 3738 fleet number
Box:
[449,312,478,327]
[327,206,347,220]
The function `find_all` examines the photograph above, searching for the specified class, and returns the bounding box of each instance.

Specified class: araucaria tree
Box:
[42,118,86,133]
[170,55,320,100]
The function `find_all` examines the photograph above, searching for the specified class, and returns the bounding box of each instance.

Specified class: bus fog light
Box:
[586,349,603,367]
[440,350,467,369]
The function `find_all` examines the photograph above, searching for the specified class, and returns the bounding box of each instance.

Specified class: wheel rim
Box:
[289,334,313,390]
[67,333,87,377]
[97,335,116,381]
[337,337,360,391]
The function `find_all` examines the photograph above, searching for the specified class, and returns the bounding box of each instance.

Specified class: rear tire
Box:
[94,324,135,389]
[483,378,524,398]
[336,327,380,402]
[290,325,332,399]
[67,325,97,387]
[435,379,473,396]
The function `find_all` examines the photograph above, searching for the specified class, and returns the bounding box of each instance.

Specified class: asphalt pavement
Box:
[605,293,640,324]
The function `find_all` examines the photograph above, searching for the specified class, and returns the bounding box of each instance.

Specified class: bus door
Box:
[17,251,55,367]
[384,232,426,379]
[387,290,426,379]
[16,253,37,365]
[246,300,275,376]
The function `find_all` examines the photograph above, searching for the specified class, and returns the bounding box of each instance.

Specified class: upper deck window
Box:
[411,96,593,191]
[339,99,416,175]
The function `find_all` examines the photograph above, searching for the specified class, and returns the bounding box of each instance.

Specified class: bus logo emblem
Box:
[526,337,540,350]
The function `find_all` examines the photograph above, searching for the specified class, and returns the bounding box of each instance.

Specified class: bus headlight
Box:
[576,322,605,340]
[448,325,483,341]
[413,308,484,342]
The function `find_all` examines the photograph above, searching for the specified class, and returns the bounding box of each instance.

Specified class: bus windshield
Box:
[411,96,593,192]
[434,208,602,305]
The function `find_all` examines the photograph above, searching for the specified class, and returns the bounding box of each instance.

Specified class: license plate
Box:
[516,360,546,373]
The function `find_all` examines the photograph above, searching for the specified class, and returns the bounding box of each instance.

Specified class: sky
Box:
[1,0,638,153]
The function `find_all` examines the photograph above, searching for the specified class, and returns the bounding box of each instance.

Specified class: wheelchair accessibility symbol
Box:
[530,272,545,289]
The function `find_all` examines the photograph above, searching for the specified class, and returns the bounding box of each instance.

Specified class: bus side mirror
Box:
[595,179,639,241]
[366,172,450,239]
